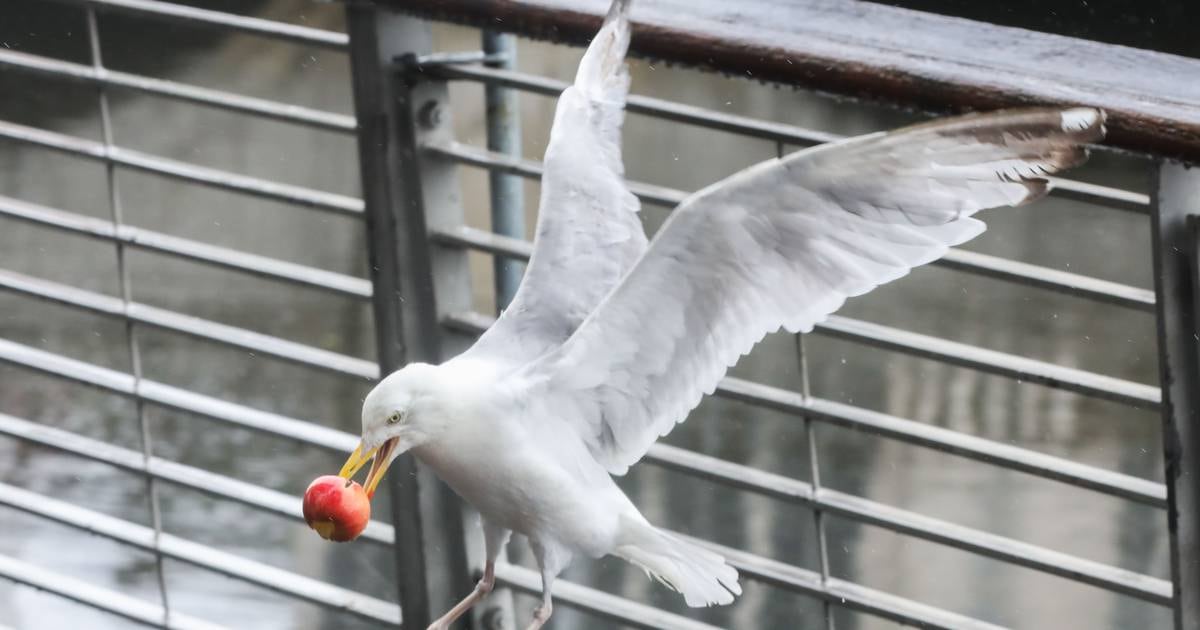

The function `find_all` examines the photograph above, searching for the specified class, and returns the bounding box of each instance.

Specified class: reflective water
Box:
[0,1,1169,629]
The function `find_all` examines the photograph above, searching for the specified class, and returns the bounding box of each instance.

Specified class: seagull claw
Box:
[524,603,553,630]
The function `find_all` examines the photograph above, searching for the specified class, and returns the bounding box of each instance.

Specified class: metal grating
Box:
[0,0,1194,629]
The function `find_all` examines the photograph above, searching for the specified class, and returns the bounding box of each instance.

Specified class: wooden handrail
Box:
[386,0,1200,163]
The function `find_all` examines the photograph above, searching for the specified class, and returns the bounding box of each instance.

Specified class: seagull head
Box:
[338,362,447,499]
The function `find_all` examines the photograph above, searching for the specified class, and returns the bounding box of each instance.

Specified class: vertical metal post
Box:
[86,8,172,627]
[781,139,835,630]
[346,3,474,627]
[482,31,526,311]
[1152,160,1200,630]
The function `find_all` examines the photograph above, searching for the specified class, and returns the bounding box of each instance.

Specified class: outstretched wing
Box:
[464,0,646,364]
[517,108,1106,474]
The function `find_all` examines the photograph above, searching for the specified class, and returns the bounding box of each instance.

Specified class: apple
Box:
[302,475,370,542]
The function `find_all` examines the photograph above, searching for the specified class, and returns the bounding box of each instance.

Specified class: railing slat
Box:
[0,121,364,216]
[496,564,725,630]
[678,533,1007,630]
[0,48,355,133]
[0,553,228,630]
[0,483,401,624]
[0,337,356,453]
[0,194,372,299]
[45,0,348,49]
[0,269,379,380]
[817,315,1160,408]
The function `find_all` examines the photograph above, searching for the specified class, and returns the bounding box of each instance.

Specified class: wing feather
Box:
[517,108,1106,474]
[464,0,645,364]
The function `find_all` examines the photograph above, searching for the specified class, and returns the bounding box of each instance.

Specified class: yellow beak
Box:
[338,437,399,500]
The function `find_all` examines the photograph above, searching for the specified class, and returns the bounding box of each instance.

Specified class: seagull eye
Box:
[387,411,403,425]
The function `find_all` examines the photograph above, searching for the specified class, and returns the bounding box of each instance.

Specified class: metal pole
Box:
[1150,160,1200,630]
[345,3,473,627]
[482,31,526,310]
[85,7,172,627]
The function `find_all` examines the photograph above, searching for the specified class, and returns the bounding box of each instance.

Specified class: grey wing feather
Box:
[516,107,1106,474]
[465,0,645,365]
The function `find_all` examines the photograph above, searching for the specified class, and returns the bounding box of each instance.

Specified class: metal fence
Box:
[0,0,1197,629]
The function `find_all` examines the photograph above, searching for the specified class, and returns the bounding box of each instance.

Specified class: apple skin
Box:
[303,475,371,542]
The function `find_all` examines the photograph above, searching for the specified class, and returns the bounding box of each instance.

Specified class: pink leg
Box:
[523,565,555,630]
[426,561,495,630]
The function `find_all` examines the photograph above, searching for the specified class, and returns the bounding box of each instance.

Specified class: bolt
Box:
[418,101,443,129]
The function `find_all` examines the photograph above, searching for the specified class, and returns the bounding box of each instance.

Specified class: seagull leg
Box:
[526,539,569,630]
[524,566,555,630]
[426,522,510,630]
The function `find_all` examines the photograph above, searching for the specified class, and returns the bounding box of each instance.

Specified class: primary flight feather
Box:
[336,1,1106,628]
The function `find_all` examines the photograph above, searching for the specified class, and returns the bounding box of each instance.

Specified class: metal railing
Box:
[0,0,1196,629]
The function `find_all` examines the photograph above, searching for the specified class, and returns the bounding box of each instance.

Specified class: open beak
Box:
[338,437,400,500]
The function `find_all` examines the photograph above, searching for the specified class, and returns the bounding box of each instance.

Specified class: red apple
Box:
[303,475,370,542]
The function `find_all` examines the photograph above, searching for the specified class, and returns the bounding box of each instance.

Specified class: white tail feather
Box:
[615,518,741,607]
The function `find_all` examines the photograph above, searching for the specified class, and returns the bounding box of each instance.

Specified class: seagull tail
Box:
[574,0,632,103]
[615,517,741,607]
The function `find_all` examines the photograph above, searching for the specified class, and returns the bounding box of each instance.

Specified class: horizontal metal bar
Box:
[0,411,395,546]
[937,248,1155,312]
[0,552,227,630]
[818,315,1160,408]
[429,63,842,146]
[494,563,724,630]
[0,121,364,216]
[428,63,1148,212]
[442,310,1164,506]
[679,533,1006,630]
[424,140,689,208]
[0,48,355,133]
[46,0,348,50]
[433,223,1155,312]
[644,444,1172,606]
[0,482,401,624]
[0,269,379,380]
[0,337,358,454]
[0,194,372,299]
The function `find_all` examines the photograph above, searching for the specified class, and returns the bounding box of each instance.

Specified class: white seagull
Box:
[338,0,1105,627]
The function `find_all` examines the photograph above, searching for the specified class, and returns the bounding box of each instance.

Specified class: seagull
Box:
[337,0,1105,627]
